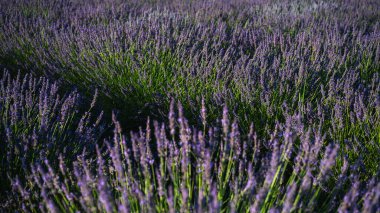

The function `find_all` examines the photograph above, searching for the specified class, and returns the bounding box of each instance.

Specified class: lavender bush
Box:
[0,72,104,209]
[0,0,379,212]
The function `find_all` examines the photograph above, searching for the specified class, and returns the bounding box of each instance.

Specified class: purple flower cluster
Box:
[10,102,380,212]
[0,71,104,209]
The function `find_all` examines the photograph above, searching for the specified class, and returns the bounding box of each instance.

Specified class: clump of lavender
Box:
[13,101,379,212]
[0,71,104,209]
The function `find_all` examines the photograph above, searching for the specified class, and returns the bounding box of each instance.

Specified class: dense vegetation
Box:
[0,0,379,212]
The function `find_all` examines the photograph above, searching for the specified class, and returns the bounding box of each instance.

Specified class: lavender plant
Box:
[0,71,104,209]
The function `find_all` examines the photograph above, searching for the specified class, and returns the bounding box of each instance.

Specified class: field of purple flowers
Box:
[0,0,379,212]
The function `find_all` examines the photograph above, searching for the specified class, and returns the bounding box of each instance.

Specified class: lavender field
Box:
[0,0,379,212]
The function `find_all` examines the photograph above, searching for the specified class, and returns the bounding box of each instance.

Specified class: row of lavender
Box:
[0,0,379,212]
[1,72,379,212]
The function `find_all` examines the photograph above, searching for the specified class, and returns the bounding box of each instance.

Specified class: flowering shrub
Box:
[13,102,380,212]
[0,72,104,208]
